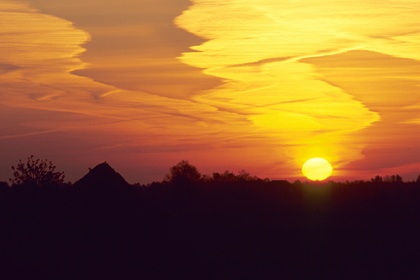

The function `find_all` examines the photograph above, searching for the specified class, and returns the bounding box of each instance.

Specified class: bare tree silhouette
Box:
[10,155,65,186]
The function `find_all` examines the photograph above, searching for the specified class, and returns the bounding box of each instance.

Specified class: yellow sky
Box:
[1,0,420,183]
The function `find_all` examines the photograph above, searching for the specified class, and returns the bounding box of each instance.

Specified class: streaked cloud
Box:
[1,0,419,182]
[174,0,420,179]
[0,0,264,182]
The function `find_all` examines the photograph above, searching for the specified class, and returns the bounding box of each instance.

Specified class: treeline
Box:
[1,157,420,279]
[2,156,420,188]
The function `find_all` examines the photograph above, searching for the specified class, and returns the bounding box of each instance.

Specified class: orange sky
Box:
[1,0,420,183]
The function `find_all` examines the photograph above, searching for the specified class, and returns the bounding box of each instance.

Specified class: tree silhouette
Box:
[165,160,201,185]
[383,174,403,183]
[212,170,260,183]
[10,155,65,186]
[0,181,8,190]
[212,170,237,183]
[371,175,383,183]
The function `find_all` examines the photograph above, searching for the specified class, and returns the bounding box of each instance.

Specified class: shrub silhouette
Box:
[10,155,65,186]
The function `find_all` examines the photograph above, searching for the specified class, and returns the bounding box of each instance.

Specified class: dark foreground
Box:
[1,179,420,280]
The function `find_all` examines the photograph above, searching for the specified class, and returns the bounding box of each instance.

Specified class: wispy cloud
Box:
[1,0,419,183]
[174,0,420,179]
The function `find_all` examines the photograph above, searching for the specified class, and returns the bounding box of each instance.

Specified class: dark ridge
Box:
[73,162,129,188]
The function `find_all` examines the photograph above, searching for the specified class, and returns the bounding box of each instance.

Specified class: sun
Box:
[302,158,333,181]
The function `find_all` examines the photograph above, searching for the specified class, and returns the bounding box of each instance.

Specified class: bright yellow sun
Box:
[302,158,333,181]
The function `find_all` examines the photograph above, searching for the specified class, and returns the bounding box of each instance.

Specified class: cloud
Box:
[0,63,19,75]
[2,0,419,183]
[173,0,420,178]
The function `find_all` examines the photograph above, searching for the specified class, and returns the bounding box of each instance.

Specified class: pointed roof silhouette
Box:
[74,162,129,188]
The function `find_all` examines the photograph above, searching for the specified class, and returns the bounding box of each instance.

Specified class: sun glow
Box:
[302,158,333,181]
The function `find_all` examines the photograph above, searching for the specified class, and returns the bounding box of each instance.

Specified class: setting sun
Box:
[1,0,420,183]
[302,158,333,181]
[2,1,420,278]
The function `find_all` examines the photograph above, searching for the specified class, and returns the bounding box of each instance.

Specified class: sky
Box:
[1,0,420,183]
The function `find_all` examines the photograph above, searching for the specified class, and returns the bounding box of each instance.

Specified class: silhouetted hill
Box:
[73,162,129,189]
